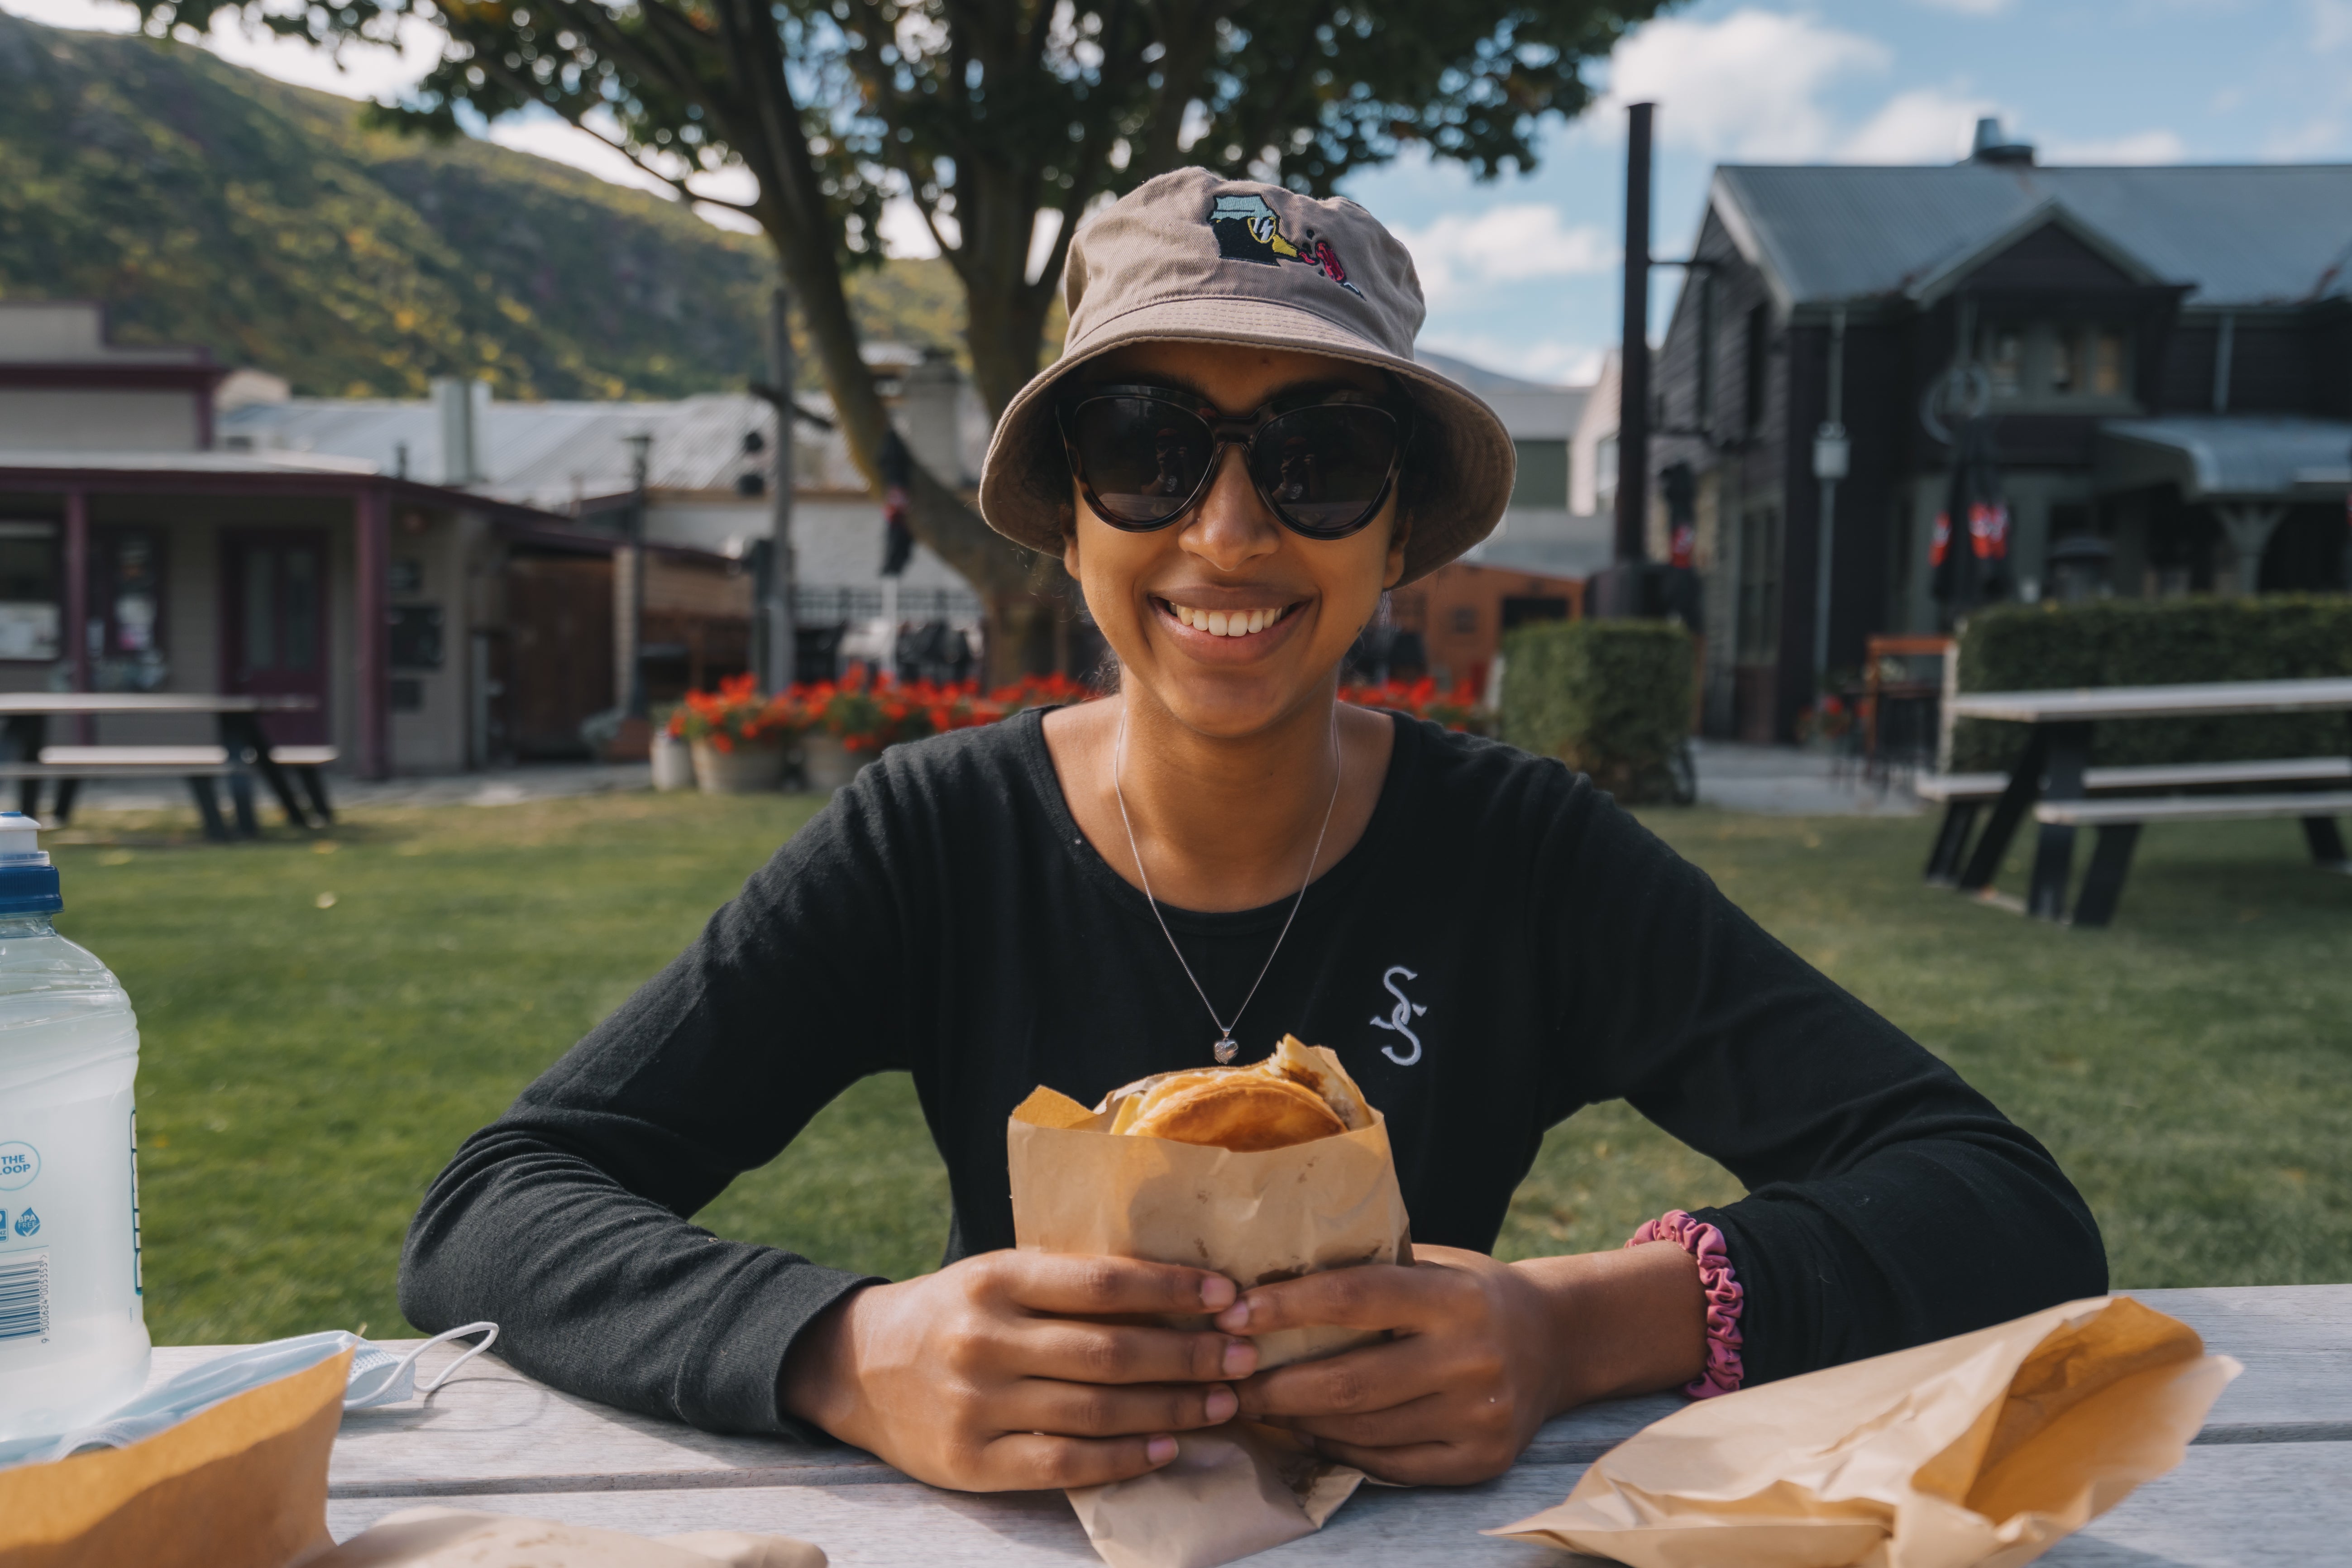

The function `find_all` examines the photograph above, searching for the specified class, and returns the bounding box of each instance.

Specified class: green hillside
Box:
[0,12,965,399]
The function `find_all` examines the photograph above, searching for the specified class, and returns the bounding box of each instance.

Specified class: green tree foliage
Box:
[0,13,968,398]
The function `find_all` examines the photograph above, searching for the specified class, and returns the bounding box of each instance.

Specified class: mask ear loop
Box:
[386,1321,500,1399]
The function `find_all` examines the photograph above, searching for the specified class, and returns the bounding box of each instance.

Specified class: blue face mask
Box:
[0,1321,497,1470]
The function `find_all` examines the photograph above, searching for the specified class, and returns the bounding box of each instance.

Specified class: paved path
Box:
[1691,740,1922,817]
[58,747,1922,822]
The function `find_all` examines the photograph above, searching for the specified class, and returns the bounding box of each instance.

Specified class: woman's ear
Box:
[1060,497,1081,578]
[1382,508,1411,591]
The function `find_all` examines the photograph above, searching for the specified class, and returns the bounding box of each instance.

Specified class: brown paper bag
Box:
[0,1347,350,1568]
[313,1506,827,1567]
[1007,1045,1413,1568]
[1491,1296,2241,1568]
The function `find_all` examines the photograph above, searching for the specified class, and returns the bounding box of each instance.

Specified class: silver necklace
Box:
[1114,705,1342,1064]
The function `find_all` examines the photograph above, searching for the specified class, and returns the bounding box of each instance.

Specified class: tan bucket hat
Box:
[978,167,1515,586]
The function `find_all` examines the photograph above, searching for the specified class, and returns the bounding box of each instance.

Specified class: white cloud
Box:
[1600,10,1890,160]
[1,0,135,32]
[1909,0,2012,14]
[1842,87,1998,163]
[1393,204,1619,305]
[2039,129,2190,164]
[2314,0,2352,52]
[1418,334,1606,387]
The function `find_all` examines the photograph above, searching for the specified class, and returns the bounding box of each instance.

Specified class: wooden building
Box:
[1645,129,2352,741]
[0,301,624,775]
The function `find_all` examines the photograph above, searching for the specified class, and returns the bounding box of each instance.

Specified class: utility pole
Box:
[767,288,798,691]
[1615,101,1654,567]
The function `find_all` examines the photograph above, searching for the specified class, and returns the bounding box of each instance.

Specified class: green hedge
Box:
[1953,597,2352,770]
[1500,619,1693,802]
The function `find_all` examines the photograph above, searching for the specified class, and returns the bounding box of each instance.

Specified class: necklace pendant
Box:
[1213,1035,1239,1065]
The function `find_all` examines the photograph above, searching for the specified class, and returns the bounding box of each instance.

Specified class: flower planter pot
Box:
[692,739,786,794]
[650,731,695,792]
[799,732,873,793]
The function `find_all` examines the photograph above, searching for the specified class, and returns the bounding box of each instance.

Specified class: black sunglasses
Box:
[1057,382,1412,540]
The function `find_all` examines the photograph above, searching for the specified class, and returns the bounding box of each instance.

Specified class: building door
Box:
[220,529,330,745]
[505,553,615,759]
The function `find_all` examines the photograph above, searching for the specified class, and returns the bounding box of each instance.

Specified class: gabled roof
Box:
[1712,163,2352,311]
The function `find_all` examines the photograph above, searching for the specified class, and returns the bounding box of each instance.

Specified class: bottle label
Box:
[0,1084,141,1351]
[0,1251,50,1343]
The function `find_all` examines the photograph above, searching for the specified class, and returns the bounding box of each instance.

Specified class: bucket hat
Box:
[978,167,1515,586]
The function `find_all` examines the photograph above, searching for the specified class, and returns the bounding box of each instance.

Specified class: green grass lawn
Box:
[43,788,2350,1346]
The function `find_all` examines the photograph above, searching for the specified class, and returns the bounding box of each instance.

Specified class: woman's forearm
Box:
[1515,1239,1707,1414]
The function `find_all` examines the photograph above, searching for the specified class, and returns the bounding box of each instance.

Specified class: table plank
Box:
[146,1284,2352,1501]
[1950,678,2352,724]
[319,1442,2352,1565]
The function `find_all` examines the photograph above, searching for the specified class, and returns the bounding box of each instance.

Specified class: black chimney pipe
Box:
[1615,102,1654,565]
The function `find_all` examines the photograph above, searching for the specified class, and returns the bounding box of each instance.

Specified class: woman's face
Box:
[1062,341,1410,739]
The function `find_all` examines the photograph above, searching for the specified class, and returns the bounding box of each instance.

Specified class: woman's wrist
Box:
[1511,1241,1708,1416]
[779,1283,873,1439]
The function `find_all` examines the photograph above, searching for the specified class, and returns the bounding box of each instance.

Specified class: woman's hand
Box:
[1217,1241,1705,1486]
[780,1251,1258,1492]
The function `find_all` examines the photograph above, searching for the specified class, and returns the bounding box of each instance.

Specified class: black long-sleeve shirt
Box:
[401,710,2105,1436]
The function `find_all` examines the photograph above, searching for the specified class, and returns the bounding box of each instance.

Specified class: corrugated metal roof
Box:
[1716,163,2352,308]
[217,388,992,513]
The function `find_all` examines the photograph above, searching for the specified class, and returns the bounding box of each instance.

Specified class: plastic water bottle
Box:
[0,814,148,1439]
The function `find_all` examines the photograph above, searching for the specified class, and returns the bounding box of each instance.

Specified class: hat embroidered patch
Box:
[1207,193,1364,298]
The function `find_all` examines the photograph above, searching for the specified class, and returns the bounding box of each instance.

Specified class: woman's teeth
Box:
[1168,602,1287,638]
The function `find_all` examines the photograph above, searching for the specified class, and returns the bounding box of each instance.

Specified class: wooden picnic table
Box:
[1945,677,2352,920]
[0,692,322,832]
[150,1283,2351,1564]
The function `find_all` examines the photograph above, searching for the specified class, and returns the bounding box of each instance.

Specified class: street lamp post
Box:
[624,431,652,720]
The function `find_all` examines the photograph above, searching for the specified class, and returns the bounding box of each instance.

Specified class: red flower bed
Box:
[1338,677,1487,733]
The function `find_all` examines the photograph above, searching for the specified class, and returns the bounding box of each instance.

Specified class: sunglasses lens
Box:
[1068,397,1213,527]
[1248,406,1400,535]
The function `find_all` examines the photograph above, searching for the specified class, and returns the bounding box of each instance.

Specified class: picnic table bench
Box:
[151,1283,2352,1564]
[1925,678,2352,925]
[0,694,334,838]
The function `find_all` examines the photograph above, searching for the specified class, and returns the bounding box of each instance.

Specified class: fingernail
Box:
[1222,1339,1256,1377]
[1205,1385,1238,1422]
[1214,1299,1250,1332]
[1199,1275,1236,1310]
[1147,1435,1178,1464]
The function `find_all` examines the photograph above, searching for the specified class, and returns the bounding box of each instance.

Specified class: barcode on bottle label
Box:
[0,1252,48,1342]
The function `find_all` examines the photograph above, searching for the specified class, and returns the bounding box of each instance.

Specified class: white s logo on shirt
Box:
[1370,965,1427,1066]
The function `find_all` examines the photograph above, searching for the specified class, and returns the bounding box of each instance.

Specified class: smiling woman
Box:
[400,168,2107,1501]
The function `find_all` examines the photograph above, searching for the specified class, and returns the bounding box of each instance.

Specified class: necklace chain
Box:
[1114,706,1343,1065]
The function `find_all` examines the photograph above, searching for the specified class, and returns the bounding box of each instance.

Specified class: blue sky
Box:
[11,0,2352,387]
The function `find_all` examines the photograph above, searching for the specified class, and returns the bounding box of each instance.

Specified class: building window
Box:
[0,521,59,662]
[1595,435,1619,507]
[92,528,168,691]
[1735,508,1782,664]
[2089,330,2127,397]
[1449,605,1479,636]
[2049,331,2076,395]
[1986,327,2025,397]
[1509,440,1569,510]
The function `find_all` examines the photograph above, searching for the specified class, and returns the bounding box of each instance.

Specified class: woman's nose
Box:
[1178,445,1281,571]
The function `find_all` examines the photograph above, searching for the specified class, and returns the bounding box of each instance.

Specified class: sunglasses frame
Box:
[1056,381,1413,540]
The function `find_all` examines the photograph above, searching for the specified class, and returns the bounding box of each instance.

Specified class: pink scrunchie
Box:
[1627,1209,1745,1399]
